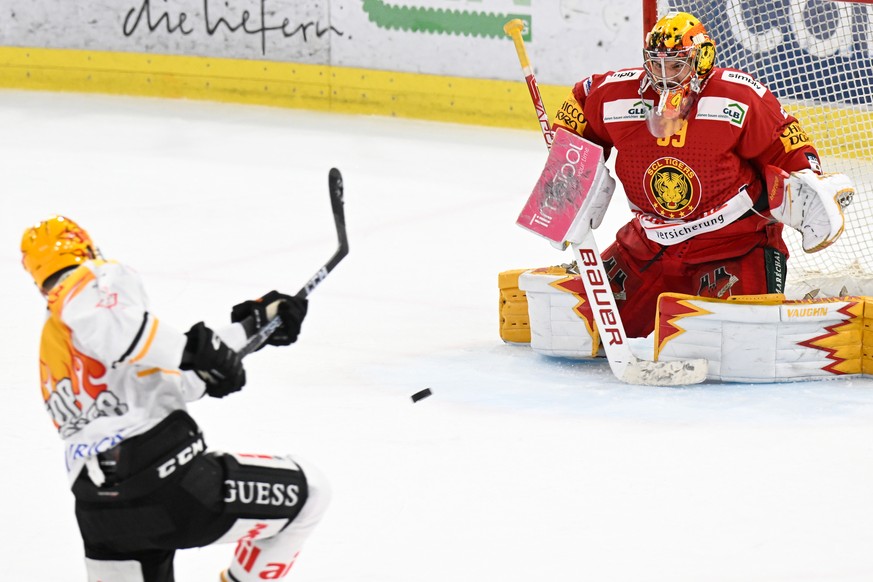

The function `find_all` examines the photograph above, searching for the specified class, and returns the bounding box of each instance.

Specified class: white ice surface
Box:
[2,91,873,581]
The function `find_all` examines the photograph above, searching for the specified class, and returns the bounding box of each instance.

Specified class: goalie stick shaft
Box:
[570,236,637,380]
[503,20,706,385]
[238,168,348,358]
[504,20,554,149]
[570,234,705,385]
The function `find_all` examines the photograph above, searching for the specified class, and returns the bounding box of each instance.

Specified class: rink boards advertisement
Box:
[0,0,641,86]
[0,0,871,126]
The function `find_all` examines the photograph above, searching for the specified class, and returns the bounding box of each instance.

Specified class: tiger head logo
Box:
[643,158,701,219]
[653,170,690,211]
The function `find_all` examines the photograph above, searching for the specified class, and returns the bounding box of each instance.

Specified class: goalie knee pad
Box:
[498,266,602,359]
[498,269,532,344]
[655,292,873,382]
[517,266,601,359]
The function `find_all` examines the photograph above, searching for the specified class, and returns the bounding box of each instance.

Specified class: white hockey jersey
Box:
[38,259,245,485]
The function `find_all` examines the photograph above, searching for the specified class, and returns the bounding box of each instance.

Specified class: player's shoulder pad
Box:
[583,68,644,95]
[598,68,645,88]
[713,68,769,98]
[68,259,150,313]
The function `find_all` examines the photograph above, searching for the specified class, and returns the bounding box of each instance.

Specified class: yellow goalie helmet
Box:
[21,215,99,290]
[642,11,716,137]
[644,11,716,92]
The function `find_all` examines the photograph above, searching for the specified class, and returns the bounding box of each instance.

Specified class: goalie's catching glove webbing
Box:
[767,166,855,253]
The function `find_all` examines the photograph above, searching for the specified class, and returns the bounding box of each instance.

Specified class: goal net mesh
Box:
[656,0,873,297]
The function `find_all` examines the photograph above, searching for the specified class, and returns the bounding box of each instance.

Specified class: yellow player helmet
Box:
[21,216,98,290]
[644,11,716,94]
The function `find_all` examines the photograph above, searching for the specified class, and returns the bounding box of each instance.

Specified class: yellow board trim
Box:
[3,47,867,159]
[0,46,568,130]
[787,103,873,162]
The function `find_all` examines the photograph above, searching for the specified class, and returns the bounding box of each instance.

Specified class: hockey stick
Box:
[504,20,706,385]
[238,168,348,358]
[503,19,553,149]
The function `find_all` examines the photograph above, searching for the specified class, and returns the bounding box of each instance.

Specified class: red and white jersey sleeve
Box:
[39,260,207,484]
[552,72,617,159]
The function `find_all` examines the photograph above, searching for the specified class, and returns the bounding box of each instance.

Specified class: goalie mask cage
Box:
[645,0,873,297]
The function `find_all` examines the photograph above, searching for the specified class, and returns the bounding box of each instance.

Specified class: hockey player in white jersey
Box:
[21,215,330,582]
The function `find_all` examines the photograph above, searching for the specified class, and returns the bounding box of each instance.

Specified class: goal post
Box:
[644,0,873,297]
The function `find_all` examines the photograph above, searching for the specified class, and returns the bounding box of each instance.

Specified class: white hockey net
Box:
[654,0,873,297]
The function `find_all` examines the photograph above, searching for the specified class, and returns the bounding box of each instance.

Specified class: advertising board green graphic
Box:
[361,0,531,40]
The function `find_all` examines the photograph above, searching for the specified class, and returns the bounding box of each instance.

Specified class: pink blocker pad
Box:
[516,129,605,244]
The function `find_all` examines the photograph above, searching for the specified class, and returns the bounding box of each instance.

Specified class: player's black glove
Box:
[180,322,246,398]
[231,290,308,350]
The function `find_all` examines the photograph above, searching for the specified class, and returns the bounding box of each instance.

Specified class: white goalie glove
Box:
[768,167,855,253]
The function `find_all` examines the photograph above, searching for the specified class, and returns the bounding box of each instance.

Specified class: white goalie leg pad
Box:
[768,167,854,253]
[654,293,866,382]
[518,266,600,359]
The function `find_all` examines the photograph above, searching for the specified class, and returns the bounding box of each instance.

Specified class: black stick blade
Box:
[293,168,350,299]
[329,167,344,216]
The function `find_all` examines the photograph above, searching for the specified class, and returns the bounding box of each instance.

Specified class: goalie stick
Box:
[503,19,553,149]
[238,167,349,358]
[503,19,706,386]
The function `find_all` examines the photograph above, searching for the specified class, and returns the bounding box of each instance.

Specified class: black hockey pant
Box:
[72,411,308,581]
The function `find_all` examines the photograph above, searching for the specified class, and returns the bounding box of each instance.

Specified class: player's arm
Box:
[175,291,306,400]
[61,263,187,371]
[551,75,613,158]
[745,93,855,253]
[179,322,245,398]
[62,263,245,399]
[142,288,307,400]
[230,290,308,350]
[552,83,588,136]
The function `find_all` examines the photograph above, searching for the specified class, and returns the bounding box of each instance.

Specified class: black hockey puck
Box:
[411,388,432,403]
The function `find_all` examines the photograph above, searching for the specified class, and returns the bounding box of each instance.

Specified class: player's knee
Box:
[221,452,330,528]
[293,457,331,527]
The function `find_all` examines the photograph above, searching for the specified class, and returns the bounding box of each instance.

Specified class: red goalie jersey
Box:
[552,66,823,337]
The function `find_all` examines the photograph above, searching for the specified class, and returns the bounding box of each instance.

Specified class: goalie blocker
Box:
[516,128,614,249]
